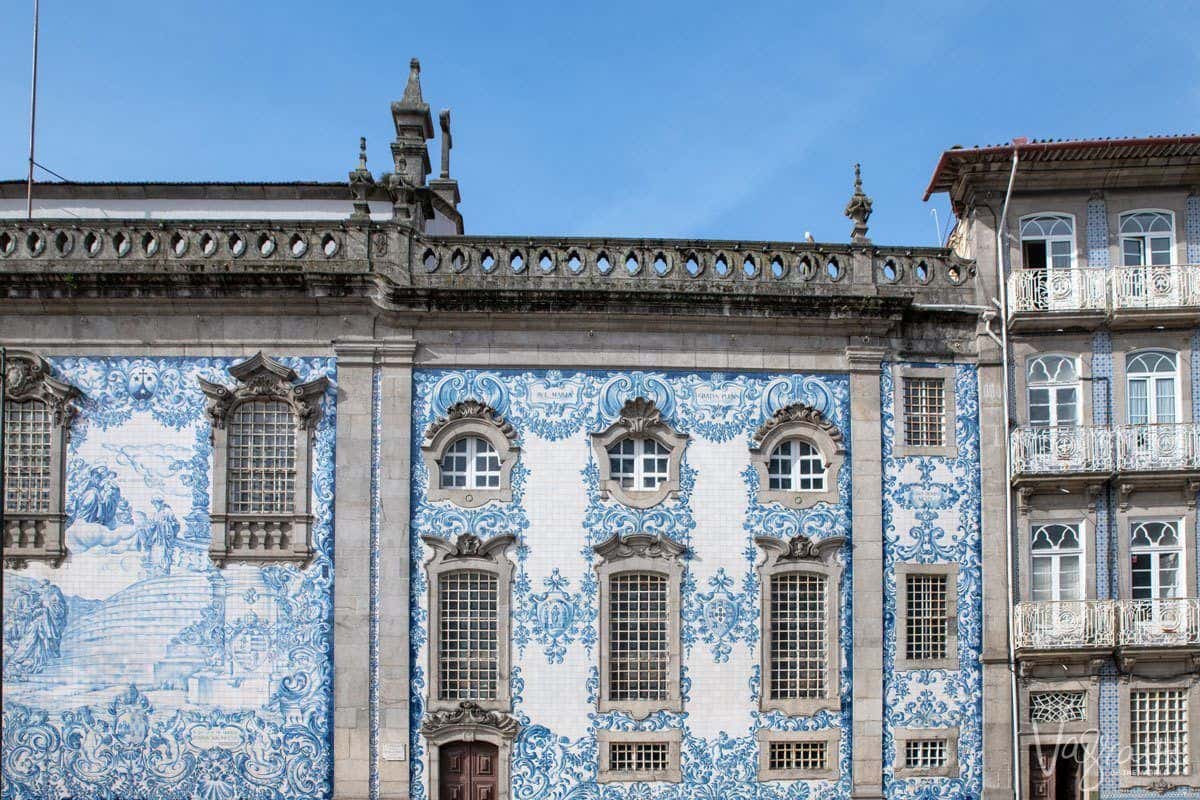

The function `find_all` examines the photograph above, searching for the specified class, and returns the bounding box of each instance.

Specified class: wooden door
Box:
[1030,746,1056,800]
[440,741,499,800]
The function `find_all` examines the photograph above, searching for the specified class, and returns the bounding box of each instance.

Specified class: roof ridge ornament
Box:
[844,162,873,244]
[402,58,425,106]
[349,136,375,221]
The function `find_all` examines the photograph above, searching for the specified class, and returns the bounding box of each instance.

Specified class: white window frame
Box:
[422,400,520,508]
[1130,519,1185,600]
[591,397,688,509]
[1120,210,1177,267]
[749,403,845,509]
[1030,522,1086,602]
[895,563,959,671]
[1019,213,1077,270]
[1125,350,1179,427]
[606,436,671,491]
[1026,355,1081,429]
[438,435,503,490]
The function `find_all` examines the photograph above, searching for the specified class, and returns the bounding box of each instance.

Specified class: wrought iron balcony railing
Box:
[1118,599,1200,647]
[1008,265,1200,316]
[1014,600,1117,650]
[1115,423,1200,472]
[1009,269,1108,314]
[1112,265,1200,310]
[1010,425,1114,476]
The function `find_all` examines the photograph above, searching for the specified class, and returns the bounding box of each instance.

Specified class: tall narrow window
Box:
[1031,523,1084,602]
[227,399,296,514]
[1130,689,1189,777]
[904,378,945,448]
[1131,521,1183,600]
[896,564,958,670]
[438,569,499,701]
[769,573,827,700]
[1020,214,1075,270]
[609,572,669,702]
[1027,355,1080,429]
[1121,211,1175,267]
[1127,351,1178,426]
[3,400,53,514]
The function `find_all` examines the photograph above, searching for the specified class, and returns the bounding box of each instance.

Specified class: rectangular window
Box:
[904,739,948,770]
[608,742,669,774]
[769,573,827,700]
[905,573,949,661]
[227,400,296,514]
[438,570,499,701]
[768,740,827,772]
[903,378,945,448]
[3,399,52,513]
[1131,689,1189,776]
[609,573,669,701]
[1030,691,1087,724]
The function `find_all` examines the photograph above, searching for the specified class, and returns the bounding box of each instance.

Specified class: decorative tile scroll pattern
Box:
[1087,198,1110,269]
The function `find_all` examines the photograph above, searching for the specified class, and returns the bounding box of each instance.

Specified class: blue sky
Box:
[0,1,1196,245]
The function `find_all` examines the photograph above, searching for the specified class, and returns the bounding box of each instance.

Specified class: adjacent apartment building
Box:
[0,59,1196,800]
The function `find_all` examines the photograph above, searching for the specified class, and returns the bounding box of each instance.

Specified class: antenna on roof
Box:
[26,0,41,221]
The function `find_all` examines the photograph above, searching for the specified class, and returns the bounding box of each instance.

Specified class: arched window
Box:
[422,400,520,507]
[1126,350,1178,426]
[1131,521,1182,600]
[201,352,328,566]
[1020,214,1075,270]
[767,440,827,492]
[750,403,845,509]
[1120,211,1175,267]
[1030,523,1083,602]
[607,437,670,490]
[591,398,687,509]
[1027,355,1079,428]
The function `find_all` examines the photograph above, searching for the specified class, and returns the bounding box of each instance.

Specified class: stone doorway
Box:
[1031,744,1084,800]
[438,740,499,800]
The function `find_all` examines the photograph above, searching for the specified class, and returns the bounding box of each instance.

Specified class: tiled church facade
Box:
[1,62,1197,800]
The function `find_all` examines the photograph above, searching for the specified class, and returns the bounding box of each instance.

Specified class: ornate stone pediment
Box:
[420,399,520,508]
[755,534,846,566]
[750,403,843,453]
[422,532,515,564]
[423,399,515,446]
[199,352,329,431]
[590,397,688,510]
[615,397,666,435]
[3,350,80,425]
[421,701,520,740]
[592,531,688,563]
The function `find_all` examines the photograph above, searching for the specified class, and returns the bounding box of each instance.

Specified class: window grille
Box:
[768,740,827,772]
[3,400,52,513]
[608,742,670,774]
[904,739,947,770]
[769,573,826,699]
[438,569,499,701]
[607,438,670,490]
[608,572,669,701]
[905,573,949,661]
[767,440,826,492]
[1030,691,1087,724]
[439,436,501,489]
[227,400,296,514]
[1131,689,1189,776]
[903,378,945,448]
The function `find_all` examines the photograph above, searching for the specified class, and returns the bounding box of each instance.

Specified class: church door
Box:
[439,741,499,800]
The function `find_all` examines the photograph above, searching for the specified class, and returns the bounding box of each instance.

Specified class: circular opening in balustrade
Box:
[26,231,45,256]
[54,230,73,256]
[113,232,131,258]
[0,231,14,256]
[171,232,189,257]
[83,231,102,257]
[289,234,308,258]
[322,233,339,258]
[229,233,247,257]
[258,234,276,257]
[142,232,159,256]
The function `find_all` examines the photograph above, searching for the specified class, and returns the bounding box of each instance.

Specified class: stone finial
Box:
[402,58,425,106]
[439,109,453,180]
[349,136,375,221]
[358,136,368,171]
[844,162,873,244]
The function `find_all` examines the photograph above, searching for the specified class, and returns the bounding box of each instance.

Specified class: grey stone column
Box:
[978,344,1017,800]
[847,345,887,800]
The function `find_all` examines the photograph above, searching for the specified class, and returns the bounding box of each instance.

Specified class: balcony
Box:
[1115,423,1200,473]
[1007,265,1200,331]
[1118,599,1200,647]
[1011,425,1114,477]
[1014,600,1117,656]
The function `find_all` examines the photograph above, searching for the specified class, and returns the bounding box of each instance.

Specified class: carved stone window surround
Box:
[750,403,845,509]
[421,701,521,800]
[596,728,683,783]
[756,728,842,781]
[755,534,845,716]
[893,365,958,459]
[199,352,328,567]
[895,562,960,671]
[591,398,688,510]
[893,726,960,778]
[2,350,80,569]
[423,532,516,713]
[594,532,687,718]
[1117,676,1200,789]
[421,400,519,508]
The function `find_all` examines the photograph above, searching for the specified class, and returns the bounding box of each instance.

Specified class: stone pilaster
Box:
[847,345,887,800]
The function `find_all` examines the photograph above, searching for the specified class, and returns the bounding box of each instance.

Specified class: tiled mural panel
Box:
[1,356,337,800]
[408,366,982,800]
[881,364,983,800]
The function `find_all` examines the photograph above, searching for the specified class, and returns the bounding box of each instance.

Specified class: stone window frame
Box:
[893,726,960,778]
[1115,506,1195,601]
[894,563,960,671]
[421,400,520,508]
[892,366,958,459]
[199,352,328,567]
[594,532,687,718]
[1117,677,1200,789]
[1018,507,1098,603]
[421,701,521,800]
[1020,677,1098,737]
[750,403,846,509]
[591,397,688,509]
[1,350,80,569]
[422,532,516,714]
[756,728,841,782]
[755,534,846,716]
[596,728,683,784]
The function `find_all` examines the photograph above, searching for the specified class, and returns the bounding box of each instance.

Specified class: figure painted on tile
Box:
[75,465,128,530]
[2,580,68,679]
[136,496,181,575]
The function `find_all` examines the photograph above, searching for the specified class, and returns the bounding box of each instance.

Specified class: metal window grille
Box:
[227,400,296,514]
[768,740,827,772]
[1030,691,1087,724]
[2,400,52,513]
[770,573,826,699]
[608,572,669,701]
[609,741,670,773]
[608,438,670,490]
[767,440,826,492]
[905,573,949,661]
[904,739,947,770]
[903,378,945,448]
[438,569,499,701]
[1131,689,1189,776]
[439,436,501,489]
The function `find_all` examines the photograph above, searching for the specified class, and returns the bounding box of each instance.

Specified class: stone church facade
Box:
[1,60,1196,800]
